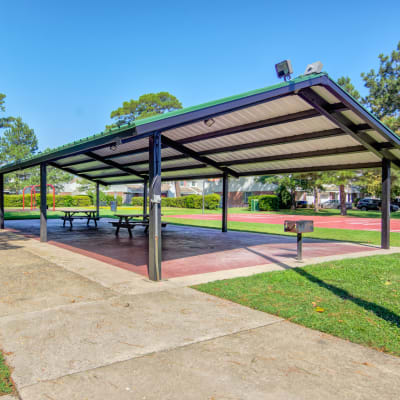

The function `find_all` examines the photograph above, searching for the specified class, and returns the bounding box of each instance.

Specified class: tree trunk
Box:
[291,191,296,210]
[175,181,181,197]
[314,187,320,212]
[340,184,347,216]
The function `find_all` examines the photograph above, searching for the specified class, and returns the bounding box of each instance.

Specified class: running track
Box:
[168,213,400,232]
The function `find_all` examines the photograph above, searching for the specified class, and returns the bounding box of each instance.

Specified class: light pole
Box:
[202,179,205,214]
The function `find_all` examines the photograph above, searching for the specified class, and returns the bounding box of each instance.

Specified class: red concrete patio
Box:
[4,219,380,279]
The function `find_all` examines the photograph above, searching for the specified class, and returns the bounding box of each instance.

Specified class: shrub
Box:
[134,193,221,209]
[204,194,220,210]
[99,192,123,206]
[4,194,92,208]
[131,197,145,206]
[247,194,279,211]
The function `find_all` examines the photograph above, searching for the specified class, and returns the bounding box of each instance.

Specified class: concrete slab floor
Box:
[1,228,400,399]
[5,219,381,279]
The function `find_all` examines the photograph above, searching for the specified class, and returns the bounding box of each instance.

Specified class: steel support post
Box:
[222,173,228,232]
[0,174,4,229]
[381,159,391,249]
[148,132,162,281]
[96,182,100,219]
[143,178,148,219]
[40,163,47,242]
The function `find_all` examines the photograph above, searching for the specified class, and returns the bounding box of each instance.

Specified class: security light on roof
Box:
[304,61,323,75]
[275,60,293,81]
[204,118,215,127]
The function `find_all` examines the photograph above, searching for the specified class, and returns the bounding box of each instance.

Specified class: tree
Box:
[337,76,361,100]
[361,41,400,133]
[109,92,182,127]
[356,168,400,198]
[324,171,357,215]
[0,117,38,164]
[109,91,183,197]
[258,174,310,209]
[0,93,14,129]
[335,43,400,206]
[25,164,73,194]
[0,118,39,192]
[295,172,327,212]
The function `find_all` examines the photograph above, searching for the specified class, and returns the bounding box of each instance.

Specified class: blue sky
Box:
[1,0,399,150]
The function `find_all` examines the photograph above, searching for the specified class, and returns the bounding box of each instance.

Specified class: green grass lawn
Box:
[0,350,13,395]
[163,217,400,247]
[194,254,400,356]
[5,206,400,219]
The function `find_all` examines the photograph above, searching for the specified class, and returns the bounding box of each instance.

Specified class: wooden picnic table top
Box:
[59,209,96,214]
[114,213,164,219]
[114,213,150,218]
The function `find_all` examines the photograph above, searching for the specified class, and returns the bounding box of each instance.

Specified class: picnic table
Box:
[111,213,167,237]
[59,209,99,231]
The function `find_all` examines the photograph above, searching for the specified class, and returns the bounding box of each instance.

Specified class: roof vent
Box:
[304,61,323,75]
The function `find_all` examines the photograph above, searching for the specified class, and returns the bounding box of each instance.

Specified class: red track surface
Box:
[169,213,400,232]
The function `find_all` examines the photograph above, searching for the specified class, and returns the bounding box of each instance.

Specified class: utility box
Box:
[110,201,117,212]
[250,199,259,211]
[284,220,314,261]
[284,220,314,233]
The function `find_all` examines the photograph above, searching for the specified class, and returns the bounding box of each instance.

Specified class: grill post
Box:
[297,233,303,260]
[222,173,228,232]
[381,158,391,249]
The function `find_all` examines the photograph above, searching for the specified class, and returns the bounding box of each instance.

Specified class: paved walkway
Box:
[169,212,400,232]
[1,230,400,399]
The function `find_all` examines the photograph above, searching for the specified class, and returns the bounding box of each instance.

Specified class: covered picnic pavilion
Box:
[1,72,399,280]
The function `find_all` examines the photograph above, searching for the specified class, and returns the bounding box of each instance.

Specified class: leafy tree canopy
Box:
[0,93,14,129]
[0,117,38,164]
[258,174,311,209]
[337,41,400,133]
[336,76,361,100]
[108,92,182,128]
[361,42,400,124]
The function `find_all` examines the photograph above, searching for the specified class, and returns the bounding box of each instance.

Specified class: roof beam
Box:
[161,135,239,178]
[218,145,368,167]
[298,88,400,169]
[104,144,168,161]
[175,104,347,146]
[85,151,147,179]
[199,127,382,156]
[57,158,94,168]
[48,162,108,186]
[161,163,208,173]
[199,128,345,156]
[236,162,383,176]
[75,165,112,173]
[104,173,224,185]
[84,172,130,179]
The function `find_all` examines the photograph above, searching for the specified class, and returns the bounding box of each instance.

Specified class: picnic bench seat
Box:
[108,220,167,237]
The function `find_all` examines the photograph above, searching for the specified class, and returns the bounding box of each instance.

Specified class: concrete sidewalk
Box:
[1,230,400,399]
